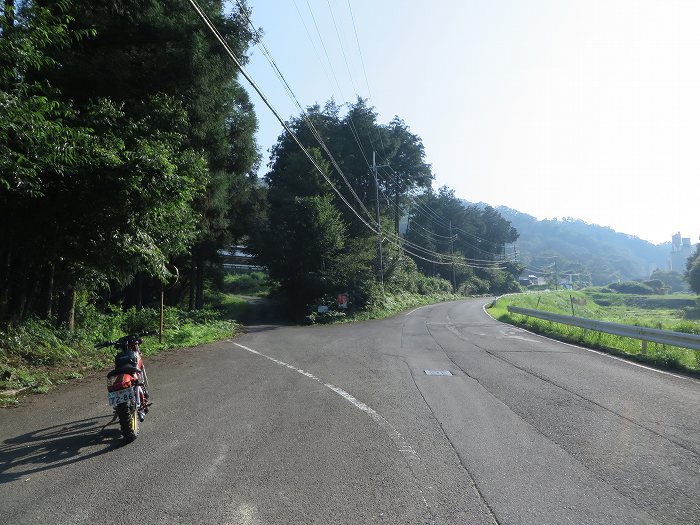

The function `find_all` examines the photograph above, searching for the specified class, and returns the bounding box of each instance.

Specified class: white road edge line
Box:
[481,302,700,384]
[231,342,421,461]
[405,304,430,316]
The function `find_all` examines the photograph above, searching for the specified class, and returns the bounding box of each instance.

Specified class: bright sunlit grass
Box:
[489,290,700,373]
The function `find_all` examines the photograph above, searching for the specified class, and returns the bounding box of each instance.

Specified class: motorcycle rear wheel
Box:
[116,404,139,443]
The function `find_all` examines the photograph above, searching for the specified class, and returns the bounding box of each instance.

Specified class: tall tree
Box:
[382,117,432,233]
[38,0,260,310]
[685,246,700,295]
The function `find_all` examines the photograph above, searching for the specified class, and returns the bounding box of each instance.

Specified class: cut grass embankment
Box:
[488,290,700,374]
[0,306,241,407]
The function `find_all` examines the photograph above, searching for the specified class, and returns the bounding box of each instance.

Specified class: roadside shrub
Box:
[179,307,222,324]
[607,281,655,294]
[306,309,347,324]
[224,272,268,294]
[416,275,452,295]
[459,276,490,296]
[350,280,384,310]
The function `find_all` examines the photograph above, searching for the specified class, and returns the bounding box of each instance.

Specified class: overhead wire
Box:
[289,0,336,91]
[186,0,379,236]
[234,0,378,226]
[192,0,509,269]
[326,0,359,96]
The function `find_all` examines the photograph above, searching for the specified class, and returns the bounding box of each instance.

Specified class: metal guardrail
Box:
[507,306,700,351]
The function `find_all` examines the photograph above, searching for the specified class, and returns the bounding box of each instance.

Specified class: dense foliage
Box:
[255,100,521,313]
[2,1,521,335]
[0,0,262,328]
[685,246,700,295]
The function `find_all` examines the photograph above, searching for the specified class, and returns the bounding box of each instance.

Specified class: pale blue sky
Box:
[239,1,699,245]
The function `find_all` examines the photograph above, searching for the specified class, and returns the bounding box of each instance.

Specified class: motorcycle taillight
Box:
[107,374,133,391]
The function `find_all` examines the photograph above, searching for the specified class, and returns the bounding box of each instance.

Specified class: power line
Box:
[242,2,455,244]
[190,1,513,270]
[326,0,359,96]
[346,0,372,102]
[289,0,336,91]
[304,0,343,95]
[234,0,377,226]
[187,0,378,234]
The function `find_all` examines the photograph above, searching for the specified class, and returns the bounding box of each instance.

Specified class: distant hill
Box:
[464,202,670,285]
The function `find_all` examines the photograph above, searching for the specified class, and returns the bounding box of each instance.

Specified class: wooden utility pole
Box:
[449,220,456,292]
[372,151,384,288]
[372,152,390,288]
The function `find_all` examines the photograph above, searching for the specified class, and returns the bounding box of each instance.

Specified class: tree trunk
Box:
[188,252,196,311]
[41,262,55,319]
[0,248,10,321]
[195,255,204,310]
[10,276,28,324]
[135,272,143,309]
[394,187,401,234]
[57,285,76,331]
[21,268,40,321]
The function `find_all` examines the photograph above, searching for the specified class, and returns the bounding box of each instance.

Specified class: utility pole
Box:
[554,256,559,290]
[449,220,456,292]
[372,151,389,288]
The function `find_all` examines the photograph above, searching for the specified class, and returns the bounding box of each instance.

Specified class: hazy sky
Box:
[239,0,699,245]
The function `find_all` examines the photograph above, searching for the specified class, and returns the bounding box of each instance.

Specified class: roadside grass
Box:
[223,271,270,297]
[488,290,700,374]
[205,290,252,320]
[0,272,274,406]
[0,306,241,407]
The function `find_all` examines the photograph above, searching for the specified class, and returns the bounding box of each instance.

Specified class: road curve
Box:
[1,298,699,524]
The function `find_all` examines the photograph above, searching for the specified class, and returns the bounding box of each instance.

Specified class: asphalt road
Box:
[1,298,699,524]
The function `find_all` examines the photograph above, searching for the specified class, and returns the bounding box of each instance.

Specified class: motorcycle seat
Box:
[107,366,143,378]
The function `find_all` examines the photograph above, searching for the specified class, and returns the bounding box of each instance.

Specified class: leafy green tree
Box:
[650,269,688,293]
[261,194,347,308]
[685,246,700,295]
[405,187,520,293]
[643,279,667,295]
[1,0,260,327]
[607,281,655,295]
[382,117,432,233]
[37,0,259,310]
[0,1,98,323]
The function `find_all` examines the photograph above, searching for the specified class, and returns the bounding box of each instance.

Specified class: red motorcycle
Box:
[96,332,153,443]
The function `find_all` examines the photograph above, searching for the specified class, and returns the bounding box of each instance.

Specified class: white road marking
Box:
[231,342,420,462]
[481,302,700,384]
[231,342,434,517]
[405,304,430,316]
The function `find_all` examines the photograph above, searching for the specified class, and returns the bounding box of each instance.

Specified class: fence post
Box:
[641,340,647,355]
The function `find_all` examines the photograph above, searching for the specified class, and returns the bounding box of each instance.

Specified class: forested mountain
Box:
[474,205,670,285]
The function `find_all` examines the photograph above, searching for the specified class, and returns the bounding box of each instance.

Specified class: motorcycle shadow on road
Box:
[0,415,122,484]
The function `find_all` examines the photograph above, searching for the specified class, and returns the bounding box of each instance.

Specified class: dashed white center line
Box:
[231,342,420,462]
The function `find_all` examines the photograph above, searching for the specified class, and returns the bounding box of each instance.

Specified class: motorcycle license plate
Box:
[108,388,135,407]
